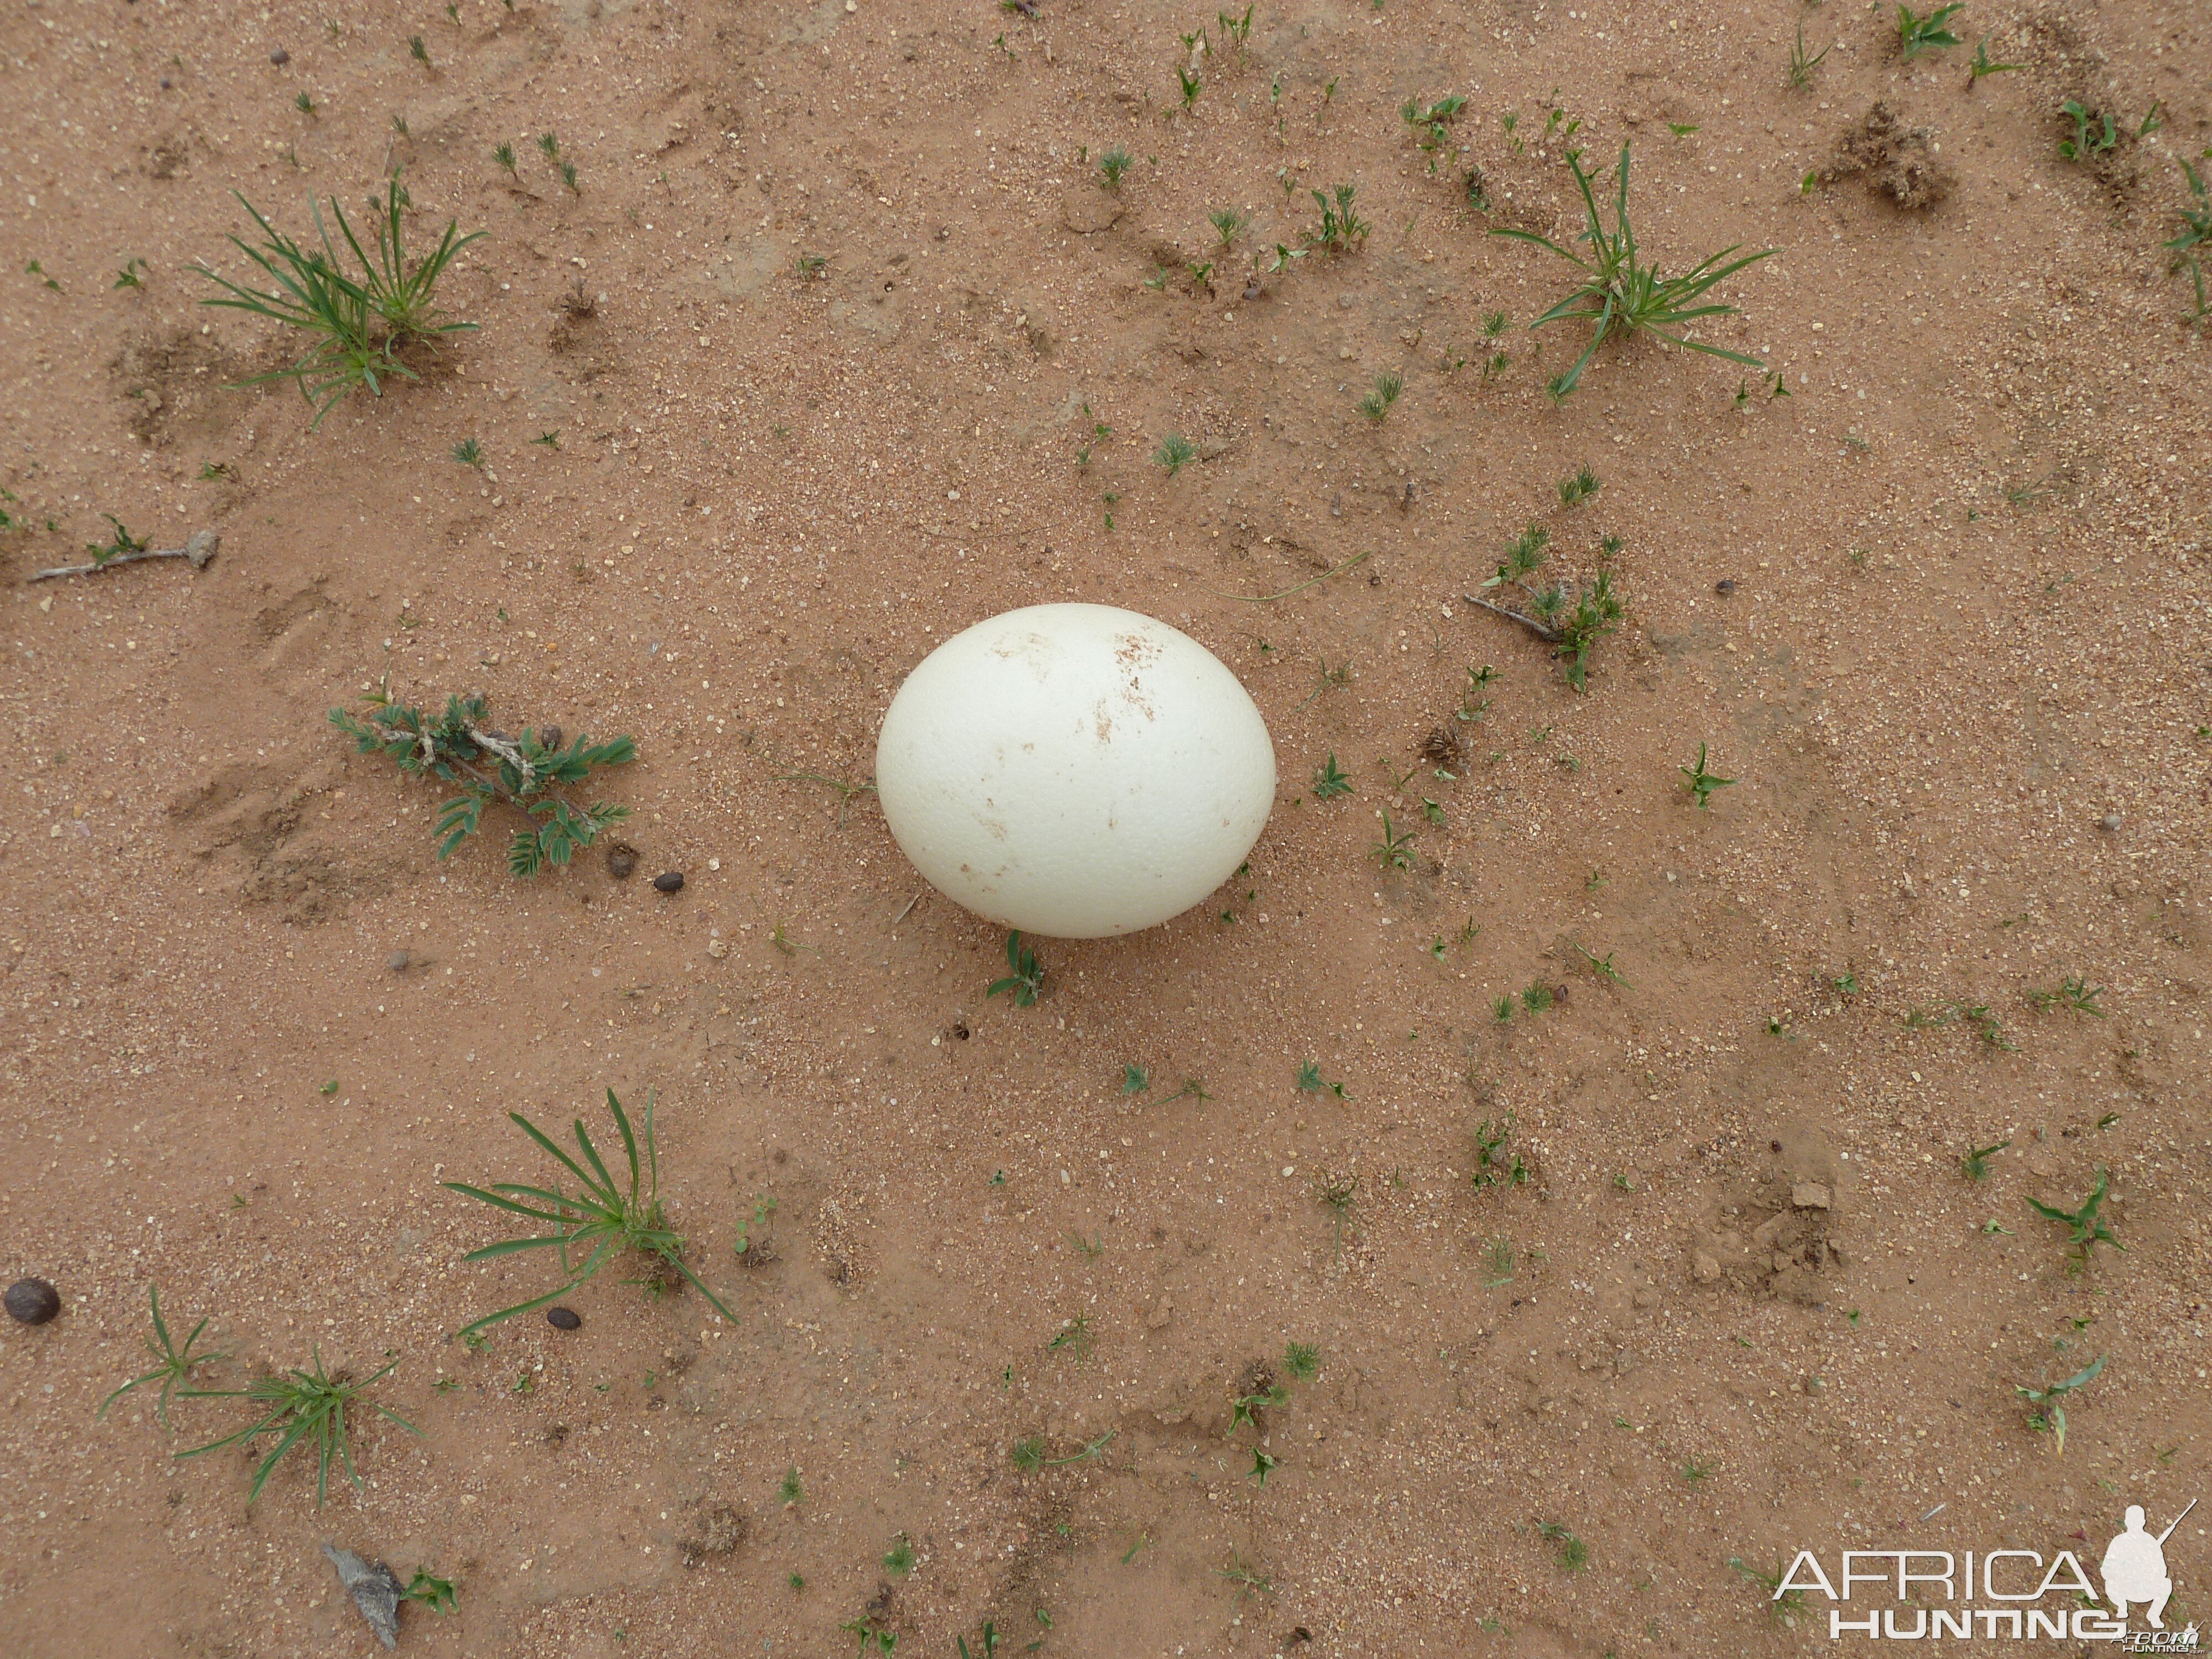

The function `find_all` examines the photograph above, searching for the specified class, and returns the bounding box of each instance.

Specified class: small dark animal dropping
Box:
[606,841,638,879]
[4,1278,61,1326]
[547,1306,582,1331]
[269,48,290,65]
[653,870,685,893]
[1714,578,1737,596]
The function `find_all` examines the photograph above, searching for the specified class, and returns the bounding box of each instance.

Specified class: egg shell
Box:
[875,604,1276,938]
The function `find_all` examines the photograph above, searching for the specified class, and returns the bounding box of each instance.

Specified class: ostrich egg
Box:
[874,604,1276,938]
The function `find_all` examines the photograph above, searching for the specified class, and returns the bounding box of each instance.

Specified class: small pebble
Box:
[5,1278,61,1326]
[269,47,290,64]
[1714,578,1736,596]
[539,724,565,753]
[606,842,638,880]
[654,871,685,894]
[159,76,172,89]
[2099,813,2121,832]
[546,1307,582,1331]
[387,950,410,973]
[1242,284,1261,301]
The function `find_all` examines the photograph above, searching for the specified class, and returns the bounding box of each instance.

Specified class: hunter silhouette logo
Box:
[2105,1501,2195,1630]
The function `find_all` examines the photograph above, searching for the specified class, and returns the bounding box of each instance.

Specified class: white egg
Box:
[875,603,1276,938]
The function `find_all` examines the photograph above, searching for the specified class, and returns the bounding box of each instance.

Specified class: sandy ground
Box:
[2,0,2209,1654]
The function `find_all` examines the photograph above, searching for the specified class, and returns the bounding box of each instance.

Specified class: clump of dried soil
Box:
[1820,103,1955,210]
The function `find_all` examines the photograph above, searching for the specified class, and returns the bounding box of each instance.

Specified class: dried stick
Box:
[1460,592,1561,643]
[29,530,220,584]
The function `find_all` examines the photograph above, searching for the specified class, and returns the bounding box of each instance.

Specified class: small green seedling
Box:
[330,676,634,875]
[1296,1061,1351,1099]
[451,436,484,469]
[442,1087,740,1337]
[25,259,62,291]
[841,1613,896,1653]
[1249,1448,1280,1485]
[1178,65,1202,111]
[732,1195,776,1260]
[1357,370,1402,422]
[1469,521,1625,690]
[1969,38,2021,80]
[178,1348,418,1505]
[957,1623,1001,1659]
[1067,1232,1103,1259]
[1666,121,1699,138]
[774,770,878,827]
[87,515,151,567]
[1401,93,1468,170]
[114,258,147,290]
[1537,1520,1588,1573]
[1208,207,1249,247]
[196,179,482,427]
[1282,1342,1321,1381]
[1491,143,1770,398]
[1099,147,1132,187]
[2017,1354,2103,1453]
[1681,1456,1715,1484]
[1370,810,1415,870]
[1121,1063,1151,1095]
[1572,943,1629,987]
[1731,1557,1809,1624]
[558,160,580,195]
[1308,184,1370,252]
[2027,1170,2123,1271]
[1154,432,1197,474]
[409,34,430,65]
[884,1534,916,1577]
[2166,161,2209,321]
[537,132,560,159]
[1219,4,1254,56]
[494,142,519,177]
[2028,975,2105,1016]
[1472,1116,1528,1188]
[1555,465,1601,508]
[1481,1237,1516,1286]
[100,1284,229,1426]
[1961,1003,2017,1051]
[1048,1311,1092,1364]
[987,930,1044,1006]
[779,1466,803,1506]
[1312,753,1354,800]
[1316,1172,1358,1264]
[1787,22,1832,88]
[2059,100,2118,162]
[1896,3,1964,59]
[401,1569,456,1615]
[1961,1139,2011,1182]
[1680,743,1734,808]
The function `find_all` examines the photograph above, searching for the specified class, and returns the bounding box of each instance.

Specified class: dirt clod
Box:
[385,950,410,973]
[1821,103,1955,209]
[4,1279,61,1325]
[605,841,638,879]
[679,1503,748,1567]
